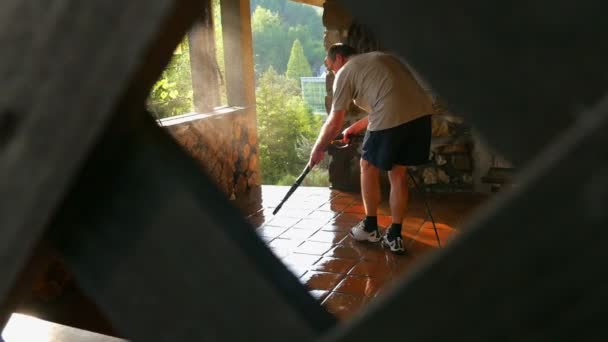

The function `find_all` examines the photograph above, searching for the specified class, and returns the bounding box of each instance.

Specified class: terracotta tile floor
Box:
[245,185,488,320]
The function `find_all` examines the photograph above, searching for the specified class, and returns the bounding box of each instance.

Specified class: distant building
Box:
[300,76,327,115]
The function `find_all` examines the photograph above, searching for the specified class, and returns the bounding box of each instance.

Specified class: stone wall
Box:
[159,107,261,201]
[411,113,475,192]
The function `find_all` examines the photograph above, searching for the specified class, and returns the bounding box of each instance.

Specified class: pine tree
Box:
[286,39,313,84]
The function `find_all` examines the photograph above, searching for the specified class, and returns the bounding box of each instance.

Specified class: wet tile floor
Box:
[245,185,488,320]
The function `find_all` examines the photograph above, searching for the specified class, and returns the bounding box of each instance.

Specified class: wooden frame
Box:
[2,0,607,340]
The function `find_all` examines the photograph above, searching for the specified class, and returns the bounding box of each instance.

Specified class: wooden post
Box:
[188,0,221,112]
[220,0,256,107]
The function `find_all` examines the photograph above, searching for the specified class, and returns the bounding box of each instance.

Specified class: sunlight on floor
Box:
[2,313,124,342]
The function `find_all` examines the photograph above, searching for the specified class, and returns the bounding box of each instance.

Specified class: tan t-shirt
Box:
[331,52,434,131]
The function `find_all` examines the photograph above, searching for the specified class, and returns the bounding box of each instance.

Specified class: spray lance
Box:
[272,135,351,215]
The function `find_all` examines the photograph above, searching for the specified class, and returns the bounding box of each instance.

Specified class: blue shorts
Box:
[361,115,432,171]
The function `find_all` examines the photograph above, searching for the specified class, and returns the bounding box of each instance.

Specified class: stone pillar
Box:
[188,0,221,112]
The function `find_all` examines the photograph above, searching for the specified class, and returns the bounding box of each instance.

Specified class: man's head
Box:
[325,43,357,74]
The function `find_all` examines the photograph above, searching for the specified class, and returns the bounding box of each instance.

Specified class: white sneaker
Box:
[382,234,406,255]
[349,221,381,242]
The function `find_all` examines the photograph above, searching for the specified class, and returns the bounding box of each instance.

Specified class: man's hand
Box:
[341,125,356,144]
[340,117,369,144]
[308,145,325,167]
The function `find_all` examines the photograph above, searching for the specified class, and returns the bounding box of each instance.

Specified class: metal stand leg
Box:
[408,170,442,248]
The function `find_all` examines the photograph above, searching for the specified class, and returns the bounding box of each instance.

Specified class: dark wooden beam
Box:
[340,0,608,166]
[0,0,202,324]
[48,110,334,341]
[321,1,608,337]
[326,95,608,341]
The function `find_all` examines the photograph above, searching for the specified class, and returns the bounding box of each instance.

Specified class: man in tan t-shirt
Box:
[308,43,434,254]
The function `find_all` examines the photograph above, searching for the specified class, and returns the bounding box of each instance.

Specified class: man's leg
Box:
[361,158,381,220]
[350,158,382,242]
[382,164,408,254]
[387,164,409,235]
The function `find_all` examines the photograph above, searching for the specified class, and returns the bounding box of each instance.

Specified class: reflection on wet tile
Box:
[265,217,301,228]
[285,264,309,278]
[269,238,303,250]
[322,292,367,319]
[308,230,347,244]
[292,218,329,230]
[339,238,376,254]
[258,234,274,242]
[377,206,392,216]
[307,210,338,220]
[282,253,320,270]
[334,275,386,297]
[270,248,291,259]
[279,228,315,240]
[402,227,454,247]
[309,290,330,302]
[351,199,364,206]
[324,245,363,260]
[343,204,366,214]
[300,271,345,291]
[360,246,388,262]
[273,207,313,218]
[320,222,351,232]
[295,241,334,256]
[318,203,350,212]
[311,257,357,274]
[284,200,322,210]
[332,213,364,225]
[349,260,392,278]
[330,195,357,205]
[377,215,392,228]
[256,226,287,239]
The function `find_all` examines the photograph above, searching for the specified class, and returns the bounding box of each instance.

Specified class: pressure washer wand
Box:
[272,137,350,215]
[272,164,311,215]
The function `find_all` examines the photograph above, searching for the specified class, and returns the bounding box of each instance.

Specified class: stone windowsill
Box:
[156,106,246,127]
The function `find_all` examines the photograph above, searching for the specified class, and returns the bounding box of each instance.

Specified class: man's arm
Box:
[342,116,369,141]
[308,109,346,166]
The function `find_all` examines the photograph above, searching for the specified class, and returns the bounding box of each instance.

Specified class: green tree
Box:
[286,39,313,83]
[251,7,290,77]
[287,25,325,72]
[147,37,194,119]
[284,1,324,71]
[251,0,323,38]
[250,0,284,14]
[256,67,323,184]
[250,3,324,79]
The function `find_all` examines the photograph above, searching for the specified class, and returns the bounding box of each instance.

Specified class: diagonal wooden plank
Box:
[48,111,335,341]
[340,0,608,165]
[0,0,201,316]
[323,95,608,340]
